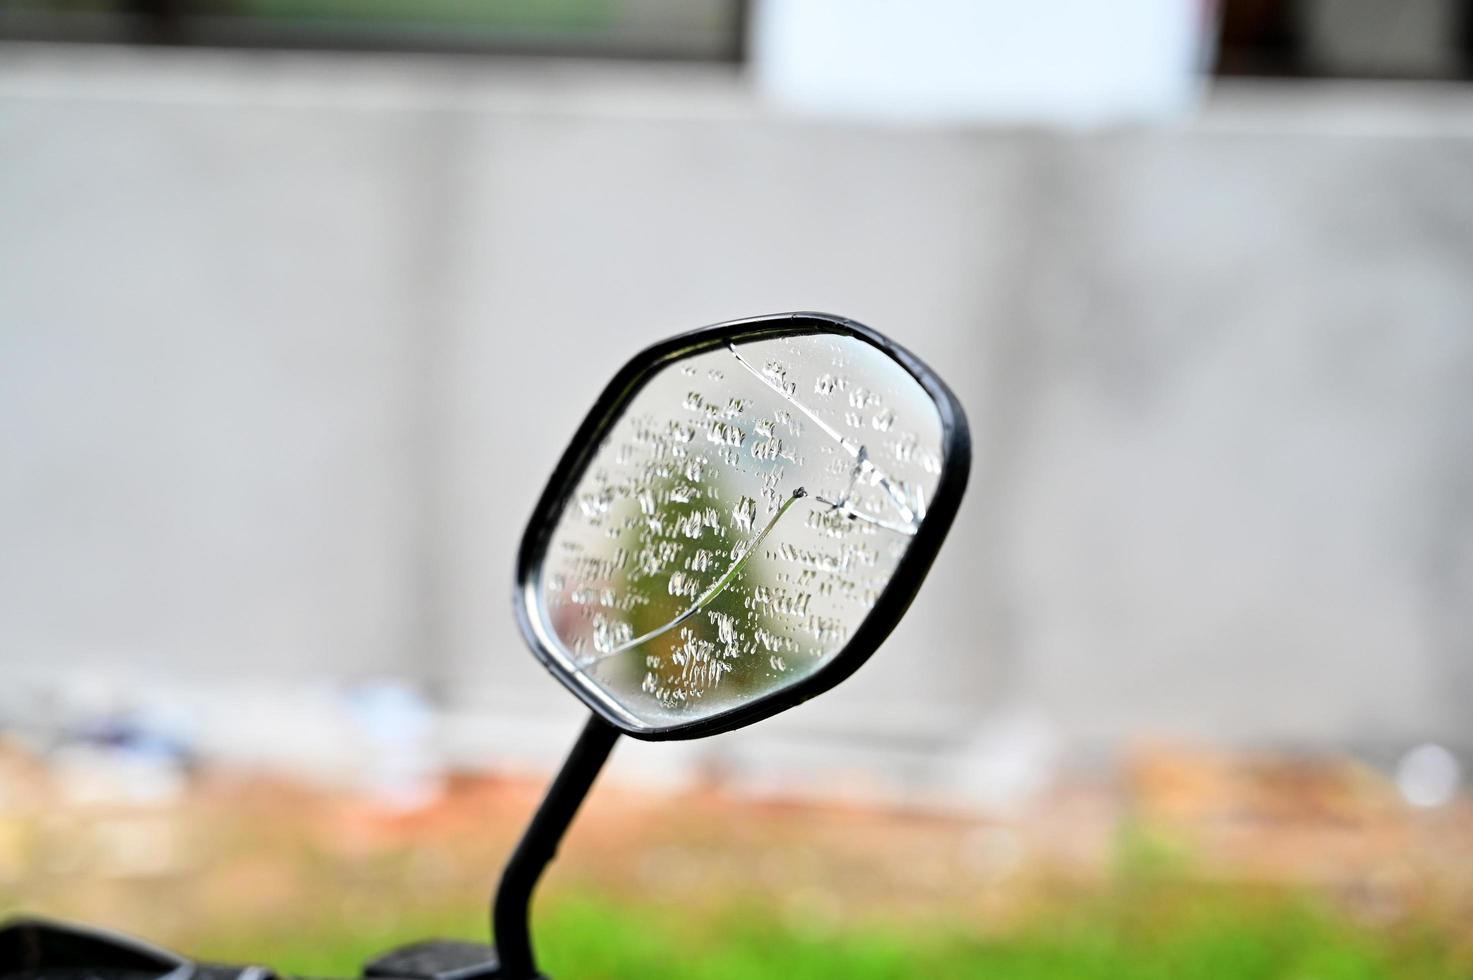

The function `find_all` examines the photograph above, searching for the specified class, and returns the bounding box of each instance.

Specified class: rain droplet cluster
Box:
[537,333,945,726]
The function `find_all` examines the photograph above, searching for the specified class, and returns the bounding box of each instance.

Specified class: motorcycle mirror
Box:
[0,313,973,980]
[515,312,970,739]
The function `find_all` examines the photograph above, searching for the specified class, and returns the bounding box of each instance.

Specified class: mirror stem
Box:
[492,713,620,979]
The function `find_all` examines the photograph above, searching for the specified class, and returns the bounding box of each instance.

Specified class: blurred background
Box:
[3,1,1473,976]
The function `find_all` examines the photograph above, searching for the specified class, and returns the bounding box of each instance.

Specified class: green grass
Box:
[187,886,1472,980]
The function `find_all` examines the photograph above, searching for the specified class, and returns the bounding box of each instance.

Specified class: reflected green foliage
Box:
[601,465,796,714]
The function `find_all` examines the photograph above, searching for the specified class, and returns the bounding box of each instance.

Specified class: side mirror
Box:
[491,313,969,979]
[516,312,971,738]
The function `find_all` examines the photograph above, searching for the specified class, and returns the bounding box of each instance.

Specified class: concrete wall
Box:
[2,46,1471,787]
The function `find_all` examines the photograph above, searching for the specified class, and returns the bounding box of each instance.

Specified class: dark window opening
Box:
[0,0,749,62]
[1215,0,1472,80]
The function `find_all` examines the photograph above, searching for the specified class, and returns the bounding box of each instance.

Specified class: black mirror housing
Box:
[513,312,971,740]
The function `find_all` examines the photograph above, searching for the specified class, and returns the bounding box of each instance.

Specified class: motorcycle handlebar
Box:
[0,918,505,980]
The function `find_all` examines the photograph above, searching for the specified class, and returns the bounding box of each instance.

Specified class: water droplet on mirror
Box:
[732,495,757,533]
[676,512,705,540]
[890,432,918,463]
[706,420,745,447]
[751,437,786,462]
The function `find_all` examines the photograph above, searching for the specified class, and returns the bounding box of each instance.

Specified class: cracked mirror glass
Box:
[530,332,946,729]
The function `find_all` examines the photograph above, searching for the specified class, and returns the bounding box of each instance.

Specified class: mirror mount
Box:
[489,714,620,980]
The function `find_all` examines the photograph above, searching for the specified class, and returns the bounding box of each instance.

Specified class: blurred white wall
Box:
[753,0,1212,125]
[1,45,1471,797]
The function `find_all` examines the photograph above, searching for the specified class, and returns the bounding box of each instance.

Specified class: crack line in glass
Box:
[727,341,919,531]
[580,487,809,665]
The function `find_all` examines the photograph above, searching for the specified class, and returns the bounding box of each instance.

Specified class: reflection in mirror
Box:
[532,332,946,729]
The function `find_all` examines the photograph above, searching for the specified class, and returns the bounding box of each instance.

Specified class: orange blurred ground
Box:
[0,740,1469,951]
